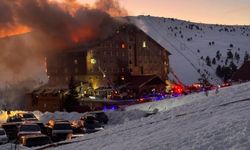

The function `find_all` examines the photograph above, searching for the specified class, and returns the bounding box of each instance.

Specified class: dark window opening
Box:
[141,66,144,75]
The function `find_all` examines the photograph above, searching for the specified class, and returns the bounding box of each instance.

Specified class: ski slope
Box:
[131,16,250,85]
[2,82,250,149]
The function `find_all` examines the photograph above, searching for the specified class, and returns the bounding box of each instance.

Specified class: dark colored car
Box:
[19,134,52,147]
[71,120,84,134]
[47,120,73,142]
[35,122,47,135]
[18,124,41,138]
[81,111,109,124]
[1,123,19,141]
[93,112,109,124]
[15,112,38,122]
[6,112,38,124]
[6,116,22,123]
[81,115,104,134]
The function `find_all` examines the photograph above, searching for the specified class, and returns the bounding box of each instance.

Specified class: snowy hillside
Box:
[130,16,250,85]
[2,82,250,149]
[43,83,250,149]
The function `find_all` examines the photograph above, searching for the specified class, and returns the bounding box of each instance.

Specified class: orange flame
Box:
[0,25,31,38]
[71,25,95,43]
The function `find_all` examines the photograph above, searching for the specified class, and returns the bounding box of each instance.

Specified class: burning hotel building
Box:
[46,24,170,89]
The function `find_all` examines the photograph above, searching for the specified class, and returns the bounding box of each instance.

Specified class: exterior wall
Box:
[25,94,62,112]
[47,51,87,84]
[46,24,170,88]
[127,29,169,80]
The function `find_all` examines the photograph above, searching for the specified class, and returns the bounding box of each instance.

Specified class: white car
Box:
[0,128,8,144]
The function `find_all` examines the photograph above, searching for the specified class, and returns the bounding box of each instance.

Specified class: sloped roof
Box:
[232,61,250,81]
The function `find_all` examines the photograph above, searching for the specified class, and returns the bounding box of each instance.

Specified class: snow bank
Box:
[37,111,83,123]
[106,109,147,126]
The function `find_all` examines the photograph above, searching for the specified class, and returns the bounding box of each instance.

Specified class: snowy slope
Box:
[34,82,250,150]
[1,82,250,149]
[130,16,250,85]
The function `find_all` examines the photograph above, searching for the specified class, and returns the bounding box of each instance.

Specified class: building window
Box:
[143,41,147,48]
[115,42,119,48]
[141,66,144,75]
[74,59,78,65]
[64,68,68,74]
[90,49,94,54]
[75,68,78,73]
[129,37,133,41]
[121,76,125,80]
[90,58,96,64]
[121,42,126,49]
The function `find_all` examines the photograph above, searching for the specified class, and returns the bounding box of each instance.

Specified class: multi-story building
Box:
[46,24,170,89]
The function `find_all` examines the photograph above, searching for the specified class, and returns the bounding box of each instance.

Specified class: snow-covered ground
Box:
[131,16,250,85]
[1,82,250,149]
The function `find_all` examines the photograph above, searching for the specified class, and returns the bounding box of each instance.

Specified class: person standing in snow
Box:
[215,85,219,94]
[205,89,209,96]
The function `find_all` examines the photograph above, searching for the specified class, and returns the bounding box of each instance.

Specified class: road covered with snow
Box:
[1,82,250,149]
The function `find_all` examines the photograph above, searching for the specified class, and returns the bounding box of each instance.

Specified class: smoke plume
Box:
[0,0,127,108]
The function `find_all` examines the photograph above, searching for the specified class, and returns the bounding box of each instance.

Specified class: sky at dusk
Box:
[79,0,250,25]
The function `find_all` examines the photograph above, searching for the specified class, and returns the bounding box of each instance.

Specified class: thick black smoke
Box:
[0,0,127,108]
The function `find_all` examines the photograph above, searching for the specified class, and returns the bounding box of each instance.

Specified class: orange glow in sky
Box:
[1,0,249,38]
[78,0,250,25]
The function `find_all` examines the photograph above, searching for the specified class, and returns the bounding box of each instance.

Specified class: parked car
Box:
[71,120,84,134]
[1,123,19,141]
[81,111,109,124]
[0,128,8,144]
[6,116,22,123]
[35,122,47,135]
[46,120,73,142]
[80,114,104,133]
[17,123,41,142]
[19,134,52,147]
[15,112,38,122]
